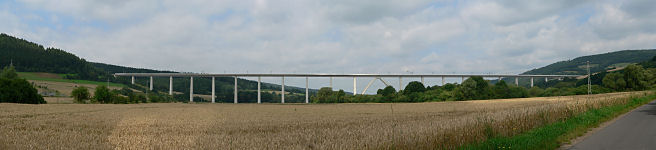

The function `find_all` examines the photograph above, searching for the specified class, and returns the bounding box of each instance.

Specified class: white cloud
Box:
[3,0,656,90]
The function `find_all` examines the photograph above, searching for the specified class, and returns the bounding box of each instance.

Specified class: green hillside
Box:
[503,49,656,88]
[0,34,107,80]
[522,49,656,75]
[1,33,314,103]
[17,72,125,87]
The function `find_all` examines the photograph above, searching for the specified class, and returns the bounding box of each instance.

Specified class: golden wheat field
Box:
[0,92,649,149]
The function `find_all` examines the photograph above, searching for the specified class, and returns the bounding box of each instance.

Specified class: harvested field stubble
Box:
[0,91,649,149]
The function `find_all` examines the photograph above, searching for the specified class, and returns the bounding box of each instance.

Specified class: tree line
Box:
[312,62,656,103]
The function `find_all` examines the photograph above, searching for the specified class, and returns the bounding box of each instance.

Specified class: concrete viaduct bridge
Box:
[113,73,580,103]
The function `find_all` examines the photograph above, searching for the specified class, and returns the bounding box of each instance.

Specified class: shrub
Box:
[71,86,90,103]
[0,65,45,104]
[94,85,112,103]
[403,81,426,95]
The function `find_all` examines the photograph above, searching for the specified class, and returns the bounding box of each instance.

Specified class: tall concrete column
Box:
[305,76,309,103]
[461,76,465,83]
[442,76,445,85]
[169,76,173,95]
[257,76,261,104]
[498,77,502,82]
[329,77,333,89]
[190,77,193,102]
[211,77,215,103]
[545,77,548,82]
[131,76,135,84]
[421,76,425,85]
[353,77,357,96]
[149,76,153,91]
[234,76,238,103]
[399,77,403,91]
[515,77,519,86]
[281,76,285,103]
[530,77,534,87]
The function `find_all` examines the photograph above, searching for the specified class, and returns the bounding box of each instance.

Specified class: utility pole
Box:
[587,61,591,95]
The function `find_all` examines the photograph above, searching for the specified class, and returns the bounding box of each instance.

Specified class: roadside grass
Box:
[18,72,125,87]
[461,92,656,150]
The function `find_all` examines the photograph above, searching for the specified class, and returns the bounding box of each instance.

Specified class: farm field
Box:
[29,80,123,97]
[0,92,648,149]
[18,72,125,87]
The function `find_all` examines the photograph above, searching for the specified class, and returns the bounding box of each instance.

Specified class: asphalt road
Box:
[570,99,656,150]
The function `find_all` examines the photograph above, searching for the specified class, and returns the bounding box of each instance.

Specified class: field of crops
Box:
[0,91,648,149]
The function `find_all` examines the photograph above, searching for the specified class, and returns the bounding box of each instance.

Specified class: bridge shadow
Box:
[639,101,656,116]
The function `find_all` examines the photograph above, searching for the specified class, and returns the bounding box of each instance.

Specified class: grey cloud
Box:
[4,0,656,87]
[461,0,588,26]
[320,0,435,24]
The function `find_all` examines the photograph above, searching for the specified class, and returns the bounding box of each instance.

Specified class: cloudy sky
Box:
[2,0,656,92]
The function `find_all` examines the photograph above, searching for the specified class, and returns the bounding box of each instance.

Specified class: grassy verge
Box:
[461,92,656,150]
[18,72,125,87]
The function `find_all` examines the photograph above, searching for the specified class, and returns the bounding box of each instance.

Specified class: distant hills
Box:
[522,49,656,75]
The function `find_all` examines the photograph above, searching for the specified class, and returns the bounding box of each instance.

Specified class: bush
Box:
[71,86,90,103]
[0,65,45,104]
[404,81,426,95]
[528,87,544,97]
[493,80,510,99]
[455,76,493,100]
[94,85,112,103]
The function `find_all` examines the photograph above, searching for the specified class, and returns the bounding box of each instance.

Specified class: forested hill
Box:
[0,33,107,80]
[522,49,656,75]
[91,62,175,74]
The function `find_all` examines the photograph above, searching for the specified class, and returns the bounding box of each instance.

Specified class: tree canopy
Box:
[71,86,90,103]
[0,65,46,104]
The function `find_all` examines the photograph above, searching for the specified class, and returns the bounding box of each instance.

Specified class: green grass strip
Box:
[18,72,125,87]
[461,93,656,150]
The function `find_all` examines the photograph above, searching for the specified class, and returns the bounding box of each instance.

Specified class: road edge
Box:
[558,99,656,149]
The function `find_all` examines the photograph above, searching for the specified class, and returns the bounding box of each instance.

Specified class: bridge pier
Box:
[515,77,519,86]
[258,76,261,103]
[329,77,333,89]
[442,76,445,85]
[530,77,534,87]
[190,77,193,102]
[149,76,153,91]
[234,76,238,103]
[421,76,425,85]
[131,76,135,84]
[305,76,309,103]
[211,77,215,103]
[281,76,285,103]
[169,76,173,95]
[353,77,357,95]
